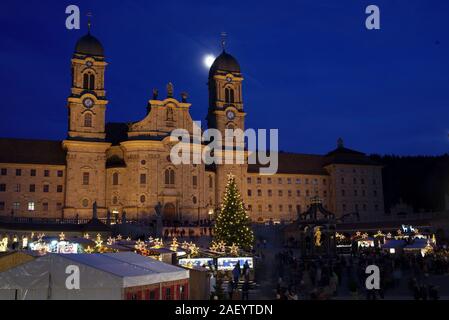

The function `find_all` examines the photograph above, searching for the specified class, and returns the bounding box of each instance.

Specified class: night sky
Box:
[1,0,448,156]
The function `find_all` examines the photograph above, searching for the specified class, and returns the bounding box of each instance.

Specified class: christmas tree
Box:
[213,174,254,250]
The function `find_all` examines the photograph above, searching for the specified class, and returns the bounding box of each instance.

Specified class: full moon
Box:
[204,55,215,68]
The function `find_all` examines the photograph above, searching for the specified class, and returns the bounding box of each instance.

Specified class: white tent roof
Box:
[0,252,189,295]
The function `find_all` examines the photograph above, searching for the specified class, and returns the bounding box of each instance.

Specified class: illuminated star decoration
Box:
[387,232,392,239]
[189,243,199,257]
[95,234,103,248]
[209,241,219,252]
[355,231,361,238]
[84,233,90,240]
[374,230,385,238]
[181,241,189,250]
[217,241,226,253]
[59,232,66,241]
[107,237,115,246]
[134,240,146,251]
[362,233,369,239]
[170,237,179,252]
[229,243,239,256]
[148,236,154,243]
[85,245,94,254]
[116,234,122,241]
[126,236,131,241]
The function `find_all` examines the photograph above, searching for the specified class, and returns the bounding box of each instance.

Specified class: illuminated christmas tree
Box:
[213,174,254,250]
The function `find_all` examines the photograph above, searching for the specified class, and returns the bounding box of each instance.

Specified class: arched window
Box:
[83,73,89,89]
[112,172,119,185]
[225,87,235,103]
[83,72,95,90]
[89,74,95,90]
[165,168,175,186]
[84,113,92,127]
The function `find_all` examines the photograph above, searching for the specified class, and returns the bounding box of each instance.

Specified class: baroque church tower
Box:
[207,48,248,205]
[62,27,111,218]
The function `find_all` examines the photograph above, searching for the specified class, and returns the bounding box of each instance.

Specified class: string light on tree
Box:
[213,174,254,250]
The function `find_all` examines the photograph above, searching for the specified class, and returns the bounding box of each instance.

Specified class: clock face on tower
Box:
[83,98,94,108]
[226,110,235,120]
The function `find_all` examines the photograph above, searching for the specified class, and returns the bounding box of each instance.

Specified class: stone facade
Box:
[0,32,384,223]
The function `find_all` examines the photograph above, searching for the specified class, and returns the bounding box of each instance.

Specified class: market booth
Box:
[0,252,189,300]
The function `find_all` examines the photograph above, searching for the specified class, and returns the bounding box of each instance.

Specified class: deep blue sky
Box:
[1,0,448,155]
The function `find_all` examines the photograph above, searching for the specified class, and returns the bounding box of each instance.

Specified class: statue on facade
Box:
[167,82,174,98]
[181,91,188,103]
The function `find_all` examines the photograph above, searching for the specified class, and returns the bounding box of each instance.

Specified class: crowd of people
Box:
[273,248,449,300]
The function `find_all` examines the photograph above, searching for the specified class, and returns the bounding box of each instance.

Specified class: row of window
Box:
[247,177,326,185]
[342,203,380,212]
[341,189,378,197]
[248,204,300,213]
[340,177,377,185]
[0,201,63,211]
[0,168,64,177]
[111,171,214,189]
[248,189,327,198]
[0,184,63,193]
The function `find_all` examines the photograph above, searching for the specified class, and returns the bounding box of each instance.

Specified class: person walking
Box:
[242,280,250,300]
[227,280,235,300]
[232,262,241,288]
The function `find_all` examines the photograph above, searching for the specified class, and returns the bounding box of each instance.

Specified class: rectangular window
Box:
[28,202,35,211]
[268,189,272,197]
[44,170,50,177]
[57,202,63,210]
[30,169,36,176]
[14,184,21,192]
[248,205,252,211]
[278,190,283,197]
[268,204,272,212]
[13,202,20,210]
[29,184,35,192]
[289,205,293,212]
[16,169,22,176]
[247,177,251,184]
[267,178,272,184]
[323,190,327,197]
[43,185,49,193]
[1,168,7,176]
[43,202,49,211]
[313,179,318,185]
[165,288,172,300]
[0,202,4,211]
[296,190,301,197]
[257,189,262,196]
[57,185,63,193]
[305,178,309,185]
[247,190,252,197]
[287,178,292,184]
[0,184,6,192]
[192,175,197,188]
[140,174,146,185]
[83,172,90,185]
[288,190,292,197]
[57,170,63,177]
[279,205,283,212]
[257,177,261,184]
[278,178,282,184]
[323,179,327,185]
[296,178,301,184]
[374,190,378,197]
[258,205,262,212]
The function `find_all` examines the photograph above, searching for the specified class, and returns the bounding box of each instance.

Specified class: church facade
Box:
[0,31,384,224]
